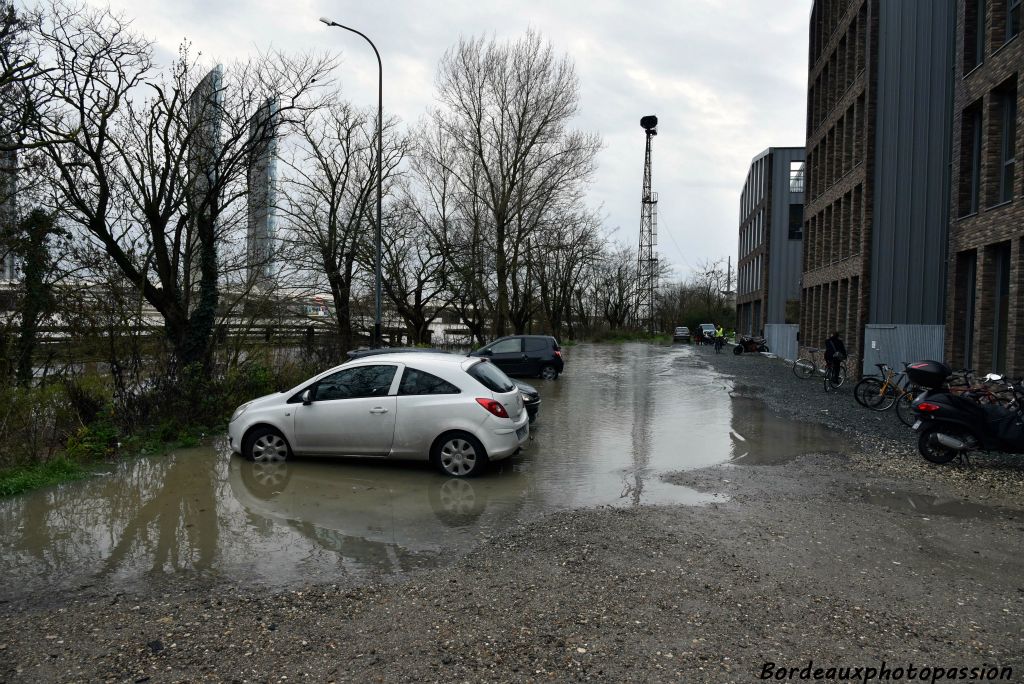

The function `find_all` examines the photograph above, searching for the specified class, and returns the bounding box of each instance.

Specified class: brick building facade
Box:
[800,0,875,364]
[946,0,1022,376]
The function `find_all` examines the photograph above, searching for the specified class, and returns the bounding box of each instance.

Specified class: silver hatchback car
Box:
[228,353,529,477]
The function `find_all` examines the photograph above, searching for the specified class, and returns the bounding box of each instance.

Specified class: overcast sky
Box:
[86,0,811,281]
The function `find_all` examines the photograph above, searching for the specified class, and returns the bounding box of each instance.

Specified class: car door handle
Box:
[369,407,389,414]
[521,354,528,360]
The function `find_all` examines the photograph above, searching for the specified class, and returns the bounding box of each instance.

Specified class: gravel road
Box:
[2,346,1022,683]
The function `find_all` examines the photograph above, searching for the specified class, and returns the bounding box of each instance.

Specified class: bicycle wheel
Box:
[825,363,846,390]
[872,381,898,410]
[832,362,848,388]
[894,392,915,426]
[793,357,816,379]
[854,378,887,408]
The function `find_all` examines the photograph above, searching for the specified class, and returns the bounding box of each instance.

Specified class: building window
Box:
[965,0,986,70]
[789,161,805,193]
[788,203,804,239]
[956,251,977,369]
[998,88,1017,203]
[1009,0,1021,41]
[959,102,983,215]
[992,243,1011,372]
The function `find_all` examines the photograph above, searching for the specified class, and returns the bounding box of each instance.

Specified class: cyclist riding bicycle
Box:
[824,331,847,385]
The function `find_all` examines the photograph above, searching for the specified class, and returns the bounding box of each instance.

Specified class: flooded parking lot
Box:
[0,343,845,599]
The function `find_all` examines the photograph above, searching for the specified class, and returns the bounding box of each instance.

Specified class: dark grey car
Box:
[469,335,564,380]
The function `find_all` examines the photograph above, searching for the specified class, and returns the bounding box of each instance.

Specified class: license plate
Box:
[516,425,528,440]
[912,420,921,430]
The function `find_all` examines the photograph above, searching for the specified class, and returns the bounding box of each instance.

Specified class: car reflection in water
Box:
[228,455,528,576]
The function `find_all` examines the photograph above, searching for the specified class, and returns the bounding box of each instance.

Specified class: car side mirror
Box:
[301,389,313,405]
[481,348,493,356]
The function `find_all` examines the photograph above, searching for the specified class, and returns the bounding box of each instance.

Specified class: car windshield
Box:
[468,360,516,393]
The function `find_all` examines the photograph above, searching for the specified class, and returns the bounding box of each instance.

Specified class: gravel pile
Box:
[2,346,1022,682]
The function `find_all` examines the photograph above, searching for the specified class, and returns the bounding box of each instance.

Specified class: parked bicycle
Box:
[793,346,849,390]
[792,346,823,379]
[854,362,917,426]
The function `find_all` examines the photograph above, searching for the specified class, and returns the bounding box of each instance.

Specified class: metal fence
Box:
[764,324,799,361]
[861,324,946,377]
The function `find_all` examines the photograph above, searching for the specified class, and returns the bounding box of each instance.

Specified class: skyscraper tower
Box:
[247,97,280,291]
[636,115,659,334]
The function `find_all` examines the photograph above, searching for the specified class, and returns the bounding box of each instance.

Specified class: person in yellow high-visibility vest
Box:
[714,324,725,353]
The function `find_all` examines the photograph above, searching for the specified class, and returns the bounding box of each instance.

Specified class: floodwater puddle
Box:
[859,488,1022,521]
[0,344,838,597]
[727,396,847,465]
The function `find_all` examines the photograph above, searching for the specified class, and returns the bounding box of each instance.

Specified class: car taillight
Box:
[916,402,942,412]
[554,350,562,358]
[476,398,509,418]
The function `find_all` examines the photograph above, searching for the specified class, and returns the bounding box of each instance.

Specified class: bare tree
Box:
[433,30,601,337]
[591,243,638,330]
[533,207,603,340]
[378,195,449,345]
[24,2,334,372]
[277,99,406,352]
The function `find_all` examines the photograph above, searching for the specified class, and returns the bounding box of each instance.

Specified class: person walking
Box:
[714,323,725,354]
[824,330,847,385]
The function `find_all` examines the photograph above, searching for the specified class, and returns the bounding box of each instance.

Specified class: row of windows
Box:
[800,275,860,352]
[739,209,765,258]
[806,94,866,201]
[951,240,1019,373]
[803,182,865,273]
[958,77,1018,216]
[809,0,856,65]
[738,254,763,296]
[964,0,1021,73]
[808,1,867,135]
[740,157,768,219]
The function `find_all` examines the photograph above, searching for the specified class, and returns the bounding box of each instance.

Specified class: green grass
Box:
[0,458,91,497]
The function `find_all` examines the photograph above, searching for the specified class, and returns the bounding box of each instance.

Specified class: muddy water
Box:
[0,343,843,598]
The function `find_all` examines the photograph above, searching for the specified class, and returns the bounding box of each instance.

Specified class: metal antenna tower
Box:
[635,115,659,333]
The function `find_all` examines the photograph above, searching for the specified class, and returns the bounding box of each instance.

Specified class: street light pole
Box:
[319,17,383,347]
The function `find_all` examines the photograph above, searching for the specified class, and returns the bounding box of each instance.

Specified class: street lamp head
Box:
[318,17,335,26]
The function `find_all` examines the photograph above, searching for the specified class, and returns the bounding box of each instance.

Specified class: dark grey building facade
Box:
[736,147,805,353]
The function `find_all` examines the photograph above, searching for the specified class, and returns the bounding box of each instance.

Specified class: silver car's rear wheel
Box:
[244,427,291,463]
[432,432,487,477]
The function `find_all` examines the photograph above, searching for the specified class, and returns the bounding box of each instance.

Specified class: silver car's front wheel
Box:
[433,433,487,477]
[244,427,291,463]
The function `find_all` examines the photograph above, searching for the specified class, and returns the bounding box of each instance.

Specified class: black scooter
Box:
[909,361,1024,464]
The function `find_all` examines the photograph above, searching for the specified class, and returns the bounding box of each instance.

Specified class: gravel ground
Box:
[698,346,1024,501]
[2,346,1023,683]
